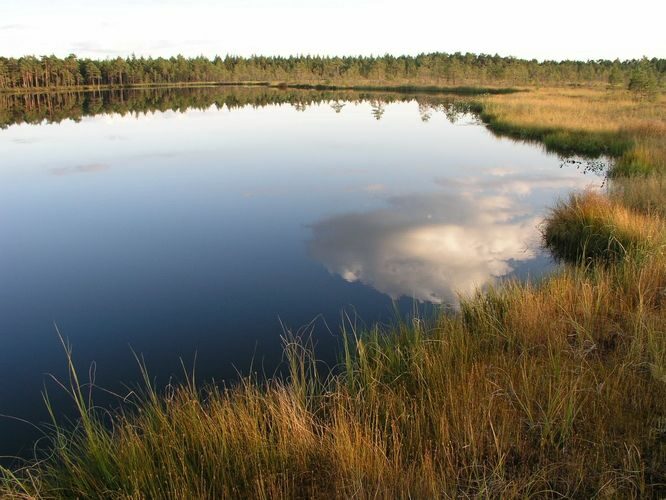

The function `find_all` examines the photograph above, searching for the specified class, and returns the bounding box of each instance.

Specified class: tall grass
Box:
[1,87,665,498]
[2,252,665,498]
[610,174,666,216]
[478,88,666,177]
[543,191,664,263]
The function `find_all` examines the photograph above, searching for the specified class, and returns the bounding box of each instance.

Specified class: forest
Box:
[0,53,664,90]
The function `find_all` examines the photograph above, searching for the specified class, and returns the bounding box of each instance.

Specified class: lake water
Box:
[0,86,599,457]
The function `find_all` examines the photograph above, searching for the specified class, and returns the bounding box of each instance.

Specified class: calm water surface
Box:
[0,87,599,456]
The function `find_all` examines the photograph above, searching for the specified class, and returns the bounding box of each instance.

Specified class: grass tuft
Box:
[543,191,664,264]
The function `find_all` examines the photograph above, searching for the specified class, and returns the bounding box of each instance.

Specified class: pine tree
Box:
[628,59,659,100]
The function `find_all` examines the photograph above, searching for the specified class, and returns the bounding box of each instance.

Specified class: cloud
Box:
[435,169,601,197]
[0,24,26,31]
[11,137,40,144]
[309,192,538,304]
[69,38,213,57]
[50,163,109,176]
[361,183,385,193]
[309,170,596,305]
[69,41,126,56]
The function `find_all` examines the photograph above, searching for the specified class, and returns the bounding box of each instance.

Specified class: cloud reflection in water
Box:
[309,169,595,305]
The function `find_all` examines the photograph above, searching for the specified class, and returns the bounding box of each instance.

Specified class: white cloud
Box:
[309,170,596,304]
[50,163,109,176]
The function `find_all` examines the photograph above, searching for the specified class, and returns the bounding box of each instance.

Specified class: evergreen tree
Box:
[608,63,624,87]
[628,59,659,100]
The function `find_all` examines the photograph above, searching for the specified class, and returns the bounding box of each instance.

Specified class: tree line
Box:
[0,53,663,90]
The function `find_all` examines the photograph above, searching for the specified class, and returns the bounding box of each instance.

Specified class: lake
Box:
[0,86,600,458]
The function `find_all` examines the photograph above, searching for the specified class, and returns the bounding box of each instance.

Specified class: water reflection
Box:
[560,157,610,182]
[0,85,475,129]
[418,103,432,122]
[309,169,594,304]
[330,101,346,113]
[50,163,109,176]
[370,100,386,120]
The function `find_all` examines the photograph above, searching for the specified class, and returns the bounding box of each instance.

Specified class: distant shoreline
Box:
[0,80,523,96]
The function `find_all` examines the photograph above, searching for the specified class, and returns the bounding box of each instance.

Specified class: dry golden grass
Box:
[479,87,666,183]
[2,249,665,498]
[482,87,666,134]
[611,175,666,216]
[544,191,665,262]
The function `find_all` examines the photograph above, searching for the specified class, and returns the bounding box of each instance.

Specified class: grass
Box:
[476,87,666,176]
[610,175,666,216]
[543,191,665,263]
[1,86,665,498]
[2,257,665,498]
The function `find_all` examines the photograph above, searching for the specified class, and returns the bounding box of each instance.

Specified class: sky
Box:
[0,0,664,61]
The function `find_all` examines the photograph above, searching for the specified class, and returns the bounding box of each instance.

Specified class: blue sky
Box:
[0,0,664,60]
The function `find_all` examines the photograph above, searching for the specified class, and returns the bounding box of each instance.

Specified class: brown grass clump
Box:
[543,191,665,263]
